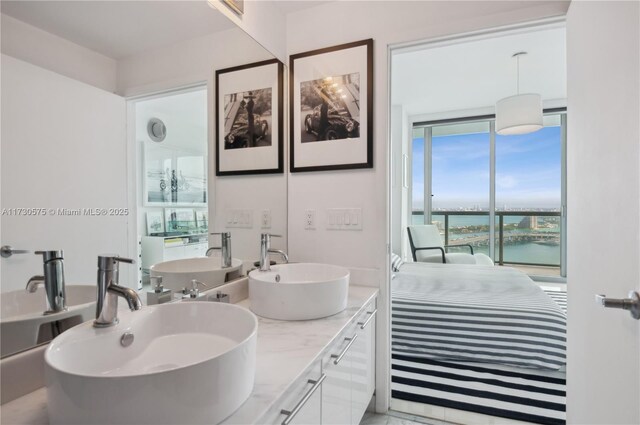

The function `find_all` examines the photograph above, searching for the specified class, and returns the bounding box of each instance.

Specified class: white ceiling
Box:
[392,25,566,117]
[272,1,331,14]
[0,1,237,59]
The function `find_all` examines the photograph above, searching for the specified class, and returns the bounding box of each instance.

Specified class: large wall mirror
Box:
[0,0,286,359]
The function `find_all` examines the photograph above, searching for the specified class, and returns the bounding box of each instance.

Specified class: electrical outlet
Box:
[305,209,316,230]
[261,210,271,228]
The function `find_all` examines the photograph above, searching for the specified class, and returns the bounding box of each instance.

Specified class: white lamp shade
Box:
[495,93,543,135]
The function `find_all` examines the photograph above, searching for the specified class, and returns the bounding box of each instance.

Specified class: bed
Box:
[391,263,566,425]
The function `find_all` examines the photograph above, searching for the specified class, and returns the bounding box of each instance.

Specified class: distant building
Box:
[518,216,538,229]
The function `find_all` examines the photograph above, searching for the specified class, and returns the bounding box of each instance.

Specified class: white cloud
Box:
[496,174,518,189]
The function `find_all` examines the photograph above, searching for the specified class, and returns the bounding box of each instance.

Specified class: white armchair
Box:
[407,225,494,266]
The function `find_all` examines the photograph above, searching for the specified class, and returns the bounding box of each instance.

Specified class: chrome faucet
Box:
[26,250,67,314]
[94,255,142,328]
[206,232,232,268]
[259,233,289,271]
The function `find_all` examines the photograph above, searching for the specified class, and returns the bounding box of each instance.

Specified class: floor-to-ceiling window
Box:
[411,110,566,277]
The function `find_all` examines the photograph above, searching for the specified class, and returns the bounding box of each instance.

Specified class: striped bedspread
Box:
[391,353,566,425]
[392,264,567,370]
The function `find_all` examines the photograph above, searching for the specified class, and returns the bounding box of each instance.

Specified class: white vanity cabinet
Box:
[323,298,377,425]
[261,296,377,425]
[141,234,208,270]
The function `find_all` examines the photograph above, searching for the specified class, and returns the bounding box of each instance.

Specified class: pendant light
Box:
[495,52,543,135]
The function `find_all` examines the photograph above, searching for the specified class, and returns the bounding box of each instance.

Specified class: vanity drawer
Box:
[259,361,323,425]
[351,297,377,424]
[322,322,357,425]
[322,296,377,425]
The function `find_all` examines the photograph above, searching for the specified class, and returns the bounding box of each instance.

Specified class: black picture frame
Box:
[215,59,284,176]
[290,39,373,172]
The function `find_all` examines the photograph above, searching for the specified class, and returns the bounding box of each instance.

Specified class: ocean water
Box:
[411,213,561,266]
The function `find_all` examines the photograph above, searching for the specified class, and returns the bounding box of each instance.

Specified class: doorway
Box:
[127,86,209,290]
[389,21,567,425]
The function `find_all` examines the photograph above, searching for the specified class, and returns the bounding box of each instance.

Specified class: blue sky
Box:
[413,126,561,210]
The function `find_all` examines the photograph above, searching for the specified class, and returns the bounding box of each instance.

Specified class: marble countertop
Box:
[1,284,378,425]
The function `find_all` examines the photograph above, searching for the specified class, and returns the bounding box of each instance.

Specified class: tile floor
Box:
[360,411,454,425]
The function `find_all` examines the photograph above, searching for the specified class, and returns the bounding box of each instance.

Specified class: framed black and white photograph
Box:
[215,59,284,176]
[146,210,165,235]
[164,208,196,233]
[221,0,244,15]
[195,209,208,233]
[143,142,207,206]
[290,39,373,172]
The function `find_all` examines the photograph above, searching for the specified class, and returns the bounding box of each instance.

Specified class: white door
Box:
[566,2,639,423]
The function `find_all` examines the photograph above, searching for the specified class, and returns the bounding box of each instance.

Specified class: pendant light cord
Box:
[516,53,520,95]
[512,51,527,95]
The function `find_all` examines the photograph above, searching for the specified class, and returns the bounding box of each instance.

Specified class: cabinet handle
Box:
[357,309,377,330]
[330,334,358,365]
[280,373,326,425]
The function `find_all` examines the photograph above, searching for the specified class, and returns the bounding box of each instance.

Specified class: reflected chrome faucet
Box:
[94,255,142,328]
[207,232,232,268]
[259,233,288,272]
[26,250,67,314]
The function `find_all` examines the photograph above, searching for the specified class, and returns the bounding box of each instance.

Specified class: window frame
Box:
[410,108,567,278]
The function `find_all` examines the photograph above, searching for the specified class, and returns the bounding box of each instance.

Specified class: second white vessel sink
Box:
[0,285,96,358]
[248,263,350,320]
[45,302,258,425]
[150,256,243,291]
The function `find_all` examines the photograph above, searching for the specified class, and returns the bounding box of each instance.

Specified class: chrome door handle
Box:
[280,373,326,425]
[1,245,30,258]
[595,291,640,320]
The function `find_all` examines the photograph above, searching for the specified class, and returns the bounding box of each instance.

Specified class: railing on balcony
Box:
[411,210,562,268]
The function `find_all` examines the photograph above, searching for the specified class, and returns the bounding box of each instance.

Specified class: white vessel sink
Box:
[0,285,95,358]
[150,257,243,292]
[45,302,257,425]
[249,263,350,320]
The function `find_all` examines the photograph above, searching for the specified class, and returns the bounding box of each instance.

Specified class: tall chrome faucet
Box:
[94,255,142,328]
[207,232,232,268]
[259,233,289,271]
[26,250,67,314]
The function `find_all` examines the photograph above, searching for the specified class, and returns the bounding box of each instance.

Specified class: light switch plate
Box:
[226,209,253,228]
[326,208,362,230]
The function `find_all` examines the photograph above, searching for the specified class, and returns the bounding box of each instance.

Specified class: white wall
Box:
[390,105,404,256]
[117,26,286,265]
[566,2,640,423]
[284,0,570,411]
[390,104,410,259]
[0,55,129,292]
[286,0,569,279]
[0,14,117,93]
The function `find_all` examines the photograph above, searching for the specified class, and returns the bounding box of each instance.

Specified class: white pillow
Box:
[391,253,405,272]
